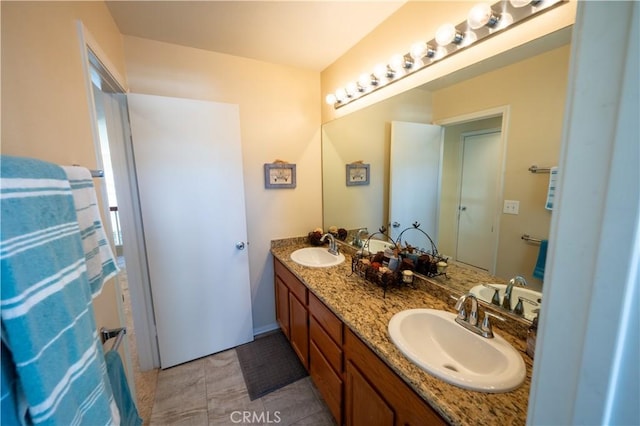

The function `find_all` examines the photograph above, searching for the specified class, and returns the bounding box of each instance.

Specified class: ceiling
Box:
[106,1,406,72]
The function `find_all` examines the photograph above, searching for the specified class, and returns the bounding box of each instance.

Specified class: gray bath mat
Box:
[236,330,308,400]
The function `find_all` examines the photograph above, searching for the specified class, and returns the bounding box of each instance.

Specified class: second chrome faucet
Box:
[502,275,528,311]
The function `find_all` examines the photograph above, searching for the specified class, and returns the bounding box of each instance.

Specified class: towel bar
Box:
[521,234,543,244]
[101,327,126,352]
[528,165,552,174]
[71,164,104,178]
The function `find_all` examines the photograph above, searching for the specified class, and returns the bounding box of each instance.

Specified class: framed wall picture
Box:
[264,162,296,189]
[346,163,370,186]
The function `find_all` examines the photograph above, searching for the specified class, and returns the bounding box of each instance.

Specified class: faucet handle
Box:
[480,311,505,338]
[450,295,467,321]
[483,284,502,306]
[513,296,538,316]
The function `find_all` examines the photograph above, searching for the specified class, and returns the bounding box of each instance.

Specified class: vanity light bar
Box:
[327,0,567,109]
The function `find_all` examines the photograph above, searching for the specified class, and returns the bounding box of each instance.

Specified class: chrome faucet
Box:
[354,228,368,248]
[453,293,504,338]
[455,292,479,326]
[502,275,527,311]
[320,233,339,256]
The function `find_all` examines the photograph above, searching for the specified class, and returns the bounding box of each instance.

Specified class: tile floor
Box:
[149,347,337,425]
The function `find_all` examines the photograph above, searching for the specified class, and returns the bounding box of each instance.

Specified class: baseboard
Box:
[253,322,279,337]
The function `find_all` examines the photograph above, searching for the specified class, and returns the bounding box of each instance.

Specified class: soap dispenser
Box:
[526,308,540,359]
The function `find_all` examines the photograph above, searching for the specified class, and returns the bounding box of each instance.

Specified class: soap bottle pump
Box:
[526,308,540,359]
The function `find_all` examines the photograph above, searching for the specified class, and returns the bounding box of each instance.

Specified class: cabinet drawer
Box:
[310,340,342,424]
[310,316,342,375]
[275,259,307,304]
[309,292,342,345]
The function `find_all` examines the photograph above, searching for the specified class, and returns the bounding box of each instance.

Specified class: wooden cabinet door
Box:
[344,329,446,426]
[310,340,343,424]
[345,360,394,426]
[275,277,290,338]
[289,294,309,369]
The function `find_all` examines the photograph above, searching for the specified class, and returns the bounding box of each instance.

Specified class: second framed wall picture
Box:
[346,162,370,186]
[264,162,296,189]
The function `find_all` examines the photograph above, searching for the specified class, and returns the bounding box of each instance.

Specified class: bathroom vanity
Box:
[271,237,533,426]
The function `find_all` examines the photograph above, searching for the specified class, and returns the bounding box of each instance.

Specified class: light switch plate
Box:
[503,200,520,215]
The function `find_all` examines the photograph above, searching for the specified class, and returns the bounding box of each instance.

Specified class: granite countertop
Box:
[271,237,533,426]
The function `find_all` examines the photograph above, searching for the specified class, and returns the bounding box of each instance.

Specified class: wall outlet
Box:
[503,200,520,215]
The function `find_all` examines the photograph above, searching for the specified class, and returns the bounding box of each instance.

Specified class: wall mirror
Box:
[322,28,573,320]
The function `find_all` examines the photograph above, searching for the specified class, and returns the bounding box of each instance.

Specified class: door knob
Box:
[236,242,246,250]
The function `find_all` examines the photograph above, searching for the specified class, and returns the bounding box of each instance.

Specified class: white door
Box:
[127,93,253,368]
[389,122,443,251]
[456,131,501,272]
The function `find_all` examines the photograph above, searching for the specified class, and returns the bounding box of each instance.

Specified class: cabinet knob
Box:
[236,242,246,250]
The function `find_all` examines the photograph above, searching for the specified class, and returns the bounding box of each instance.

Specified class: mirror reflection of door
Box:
[389,122,443,250]
[455,130,502,272]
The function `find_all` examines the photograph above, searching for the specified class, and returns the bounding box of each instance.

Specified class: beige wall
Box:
[2,1,126,163]
[434,45,571,289]
[321,1,576,122]
[122,36,322,332]
[1,0,128,372]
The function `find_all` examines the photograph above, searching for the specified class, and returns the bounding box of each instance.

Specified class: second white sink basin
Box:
[359,239,393,254]
[469,284,542,321]
[388,309,525,393]
[290,247,345,268]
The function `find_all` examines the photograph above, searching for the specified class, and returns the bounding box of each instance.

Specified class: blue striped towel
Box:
[62,166,119,298]
[1,155,120,425]
[105,350,142,426]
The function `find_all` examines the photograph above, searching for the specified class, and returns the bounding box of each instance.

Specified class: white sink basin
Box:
[359,239,393,254]
[469,284,542,321]
[388,309,526,393]
[290,247,345,268]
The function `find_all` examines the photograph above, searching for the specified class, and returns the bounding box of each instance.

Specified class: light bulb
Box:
[325,93,337,105]
[435,23,463,46]
[373,63,388,80]
[410,42,427,60]
[467,3,499,29]
[495,12,513,30]
[335,88,347,102]
[345,82,358,97]
[461,31,478,47]
[358,73,372,88]
[433,46,448,60]
[389,54,405,72]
